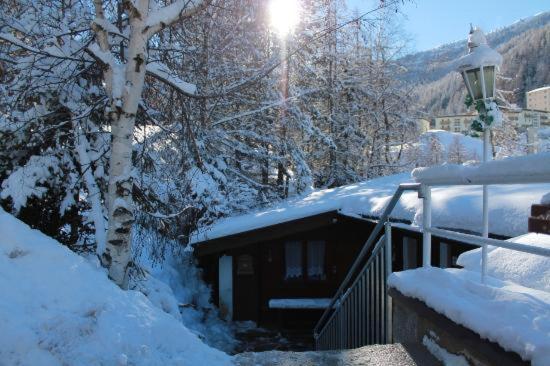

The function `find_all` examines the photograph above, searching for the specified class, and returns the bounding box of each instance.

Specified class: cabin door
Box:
[218,255,233,320]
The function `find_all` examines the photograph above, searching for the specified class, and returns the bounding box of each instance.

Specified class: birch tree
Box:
[87,0,211,287]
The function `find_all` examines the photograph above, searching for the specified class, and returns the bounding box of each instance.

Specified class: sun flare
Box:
[269,0,300,37]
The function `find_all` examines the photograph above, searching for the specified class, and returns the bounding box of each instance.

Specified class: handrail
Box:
[427,227,550,257]
[313,183,421,338]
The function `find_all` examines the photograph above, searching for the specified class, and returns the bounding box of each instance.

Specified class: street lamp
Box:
[456,26,501,105]
[456,26,502,284]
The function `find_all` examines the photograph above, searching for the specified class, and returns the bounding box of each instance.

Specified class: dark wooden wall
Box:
[197,215,480,329]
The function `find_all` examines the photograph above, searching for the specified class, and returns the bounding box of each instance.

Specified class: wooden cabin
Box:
[193,210,472,336]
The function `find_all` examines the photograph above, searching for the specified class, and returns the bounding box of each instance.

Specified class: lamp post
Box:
[456,26,502,283]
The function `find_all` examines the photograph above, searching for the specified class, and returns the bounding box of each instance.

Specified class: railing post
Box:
[422,185,432,267]
[482,128,491,284]
[384,221,392,344]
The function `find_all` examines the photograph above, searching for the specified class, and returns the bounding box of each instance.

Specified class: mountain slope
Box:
[400,12,550,115]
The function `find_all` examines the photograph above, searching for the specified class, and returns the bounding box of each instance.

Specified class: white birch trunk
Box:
[101,0,150,288]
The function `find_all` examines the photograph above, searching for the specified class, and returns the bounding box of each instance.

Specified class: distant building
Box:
[433,114,476,134]
[415,118,431,134]
[433,109,550,134]
[505,109,550,129]
[526,86,550,112]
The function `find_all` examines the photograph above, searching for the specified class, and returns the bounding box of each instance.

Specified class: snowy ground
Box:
[0,208,231,366]
[234,343,440,366]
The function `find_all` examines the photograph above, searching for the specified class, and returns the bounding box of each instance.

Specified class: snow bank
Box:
[457,233,550,292]
[412,153,550,185]
[192,169,550,242]
[0,208,231,366]
[388,267,550,365]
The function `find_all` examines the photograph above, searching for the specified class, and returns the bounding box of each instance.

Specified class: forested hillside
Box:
[401,12,550,116]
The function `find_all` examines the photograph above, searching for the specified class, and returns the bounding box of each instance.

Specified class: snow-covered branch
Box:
[144,0,212,38]
[146,61,197,96]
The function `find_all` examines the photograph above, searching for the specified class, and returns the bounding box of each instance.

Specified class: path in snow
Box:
[234,343,441,366]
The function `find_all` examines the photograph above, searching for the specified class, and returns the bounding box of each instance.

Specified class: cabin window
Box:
[285,241,303,279]
[307,240,326,279]
[284,240,326,280]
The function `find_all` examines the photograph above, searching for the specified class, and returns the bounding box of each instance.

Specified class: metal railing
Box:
[418,181,550,284]
[315,234,388,350]
[314,170,550,350]
[313,183,422,350]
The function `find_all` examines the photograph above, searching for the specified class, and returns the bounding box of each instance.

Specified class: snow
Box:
[268,298,332,309]
[456,43,502,70]
[0,155,61,211]
[412,153,550,186]
[132,227,239,353]
[0,208,231,366]
[146,62,197,95]
[417,129,484,160]
[528,86,550,94]
[456,27,502,71]
[192,166,550,243]
[457,232,550,292]
[388,267,550,365]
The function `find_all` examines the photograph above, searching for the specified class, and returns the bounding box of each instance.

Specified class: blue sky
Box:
[348,0,549,51]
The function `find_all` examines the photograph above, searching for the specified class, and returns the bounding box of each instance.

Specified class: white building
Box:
[433,109,550,134]
[433,114,477,133]
[526,86,550,112]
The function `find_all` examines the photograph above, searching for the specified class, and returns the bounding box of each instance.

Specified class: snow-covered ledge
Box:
[412,153,550,186]
[388,268,548,365]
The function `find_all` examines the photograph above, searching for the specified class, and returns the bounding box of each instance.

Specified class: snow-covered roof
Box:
[191,160,550,244]
[527,86,550,94]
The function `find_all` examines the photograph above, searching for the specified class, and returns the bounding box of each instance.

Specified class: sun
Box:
[269,0,300,37]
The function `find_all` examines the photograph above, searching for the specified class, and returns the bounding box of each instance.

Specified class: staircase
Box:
[313,183,423,350]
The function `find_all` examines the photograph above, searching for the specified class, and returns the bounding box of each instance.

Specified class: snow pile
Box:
[133,228,238,353]
[412,152,550,185]
[0,208,231,366]
[457,233,550,292]
[388,267,550,365]
[192,168,550,242]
